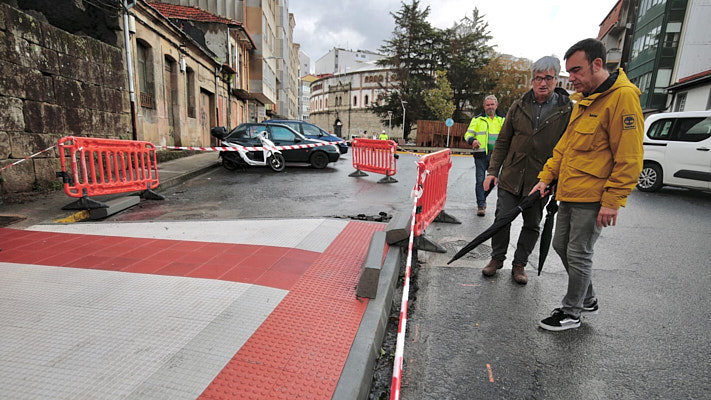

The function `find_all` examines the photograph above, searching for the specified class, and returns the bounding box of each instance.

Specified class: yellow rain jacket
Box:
[537,69,644,210]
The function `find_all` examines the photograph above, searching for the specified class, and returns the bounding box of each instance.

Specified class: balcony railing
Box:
[607,48,622,64]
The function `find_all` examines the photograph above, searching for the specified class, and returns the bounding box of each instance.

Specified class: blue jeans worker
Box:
[482,56,573,284]
[531,39,644,331]
[464,95,504,216]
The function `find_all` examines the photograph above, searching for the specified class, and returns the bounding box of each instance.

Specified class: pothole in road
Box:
[442,239,490,261]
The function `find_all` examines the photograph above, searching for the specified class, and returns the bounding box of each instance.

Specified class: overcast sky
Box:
[290,0,619,72]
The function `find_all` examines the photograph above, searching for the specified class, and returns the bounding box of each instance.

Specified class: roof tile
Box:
[147,2,241,26]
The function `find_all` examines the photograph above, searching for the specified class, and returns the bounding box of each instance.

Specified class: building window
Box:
[675,92,686,112]
[364,94,369,106]
[186,67,196,118]
[353,95,358,107]
[136,40,154,108]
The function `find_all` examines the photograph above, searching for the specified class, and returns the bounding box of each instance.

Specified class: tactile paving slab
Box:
[0,263,287,399]
[200,220,384,399]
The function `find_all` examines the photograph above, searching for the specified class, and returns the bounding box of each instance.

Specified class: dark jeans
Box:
[474,153,490,208]
[490,188,545,265]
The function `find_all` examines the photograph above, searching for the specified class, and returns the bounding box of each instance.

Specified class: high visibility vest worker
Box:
[379,133,389,140]
[464,114,505,155]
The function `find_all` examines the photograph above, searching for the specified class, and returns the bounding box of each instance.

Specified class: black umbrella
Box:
[538,196,559,275]
[448,190,544,265]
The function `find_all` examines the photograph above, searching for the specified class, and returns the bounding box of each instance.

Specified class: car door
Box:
[665,117,711,189]
[268,125,309,162]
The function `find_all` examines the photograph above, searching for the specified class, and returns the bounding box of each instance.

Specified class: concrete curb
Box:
[333,245,403,400]
[157,159,220,192]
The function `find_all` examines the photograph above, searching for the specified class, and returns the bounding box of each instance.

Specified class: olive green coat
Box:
[487,88,572,196]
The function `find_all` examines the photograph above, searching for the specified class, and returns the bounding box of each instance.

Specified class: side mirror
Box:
[210,126,228,140]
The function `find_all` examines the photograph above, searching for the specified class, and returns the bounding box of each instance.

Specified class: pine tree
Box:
[373,0,437,141]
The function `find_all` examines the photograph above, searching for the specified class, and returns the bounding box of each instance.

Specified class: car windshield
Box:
[302,124,323,136]
[276,121,301,132]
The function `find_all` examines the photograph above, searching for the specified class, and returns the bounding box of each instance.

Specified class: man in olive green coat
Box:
[482,56,573,284]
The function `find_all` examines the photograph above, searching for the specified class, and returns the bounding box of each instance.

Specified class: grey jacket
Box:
[487,87,572,196]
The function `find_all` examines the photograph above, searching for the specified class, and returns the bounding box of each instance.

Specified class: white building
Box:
[314,48,385,75]
[298,49,311,75]
[665,0,711,111]
[309,65,399,140]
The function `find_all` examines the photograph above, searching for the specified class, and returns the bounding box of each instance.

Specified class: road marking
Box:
[486,363,494,382]
[52,210,90,224]
[461,283,479,287]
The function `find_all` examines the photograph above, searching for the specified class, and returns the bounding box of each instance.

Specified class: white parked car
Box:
[637,111,711,192]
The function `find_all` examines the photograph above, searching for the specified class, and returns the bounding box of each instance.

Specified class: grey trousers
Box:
[490,188,545,265]
[553,202,602,318]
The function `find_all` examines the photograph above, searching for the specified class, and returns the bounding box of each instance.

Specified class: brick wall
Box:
[0,4,130,195]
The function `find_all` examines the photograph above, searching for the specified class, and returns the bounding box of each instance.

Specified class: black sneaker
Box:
[582,299,599,314]
[539,308,581,331]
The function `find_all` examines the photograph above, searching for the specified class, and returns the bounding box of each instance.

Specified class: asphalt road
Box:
[108,151,711,399]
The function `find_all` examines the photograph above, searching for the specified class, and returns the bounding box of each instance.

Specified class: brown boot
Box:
[482,258,503,276]
[477,206,486,216]
[512,262,528,285]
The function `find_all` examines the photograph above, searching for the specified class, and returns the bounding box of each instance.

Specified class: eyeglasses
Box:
[532,75,556,83]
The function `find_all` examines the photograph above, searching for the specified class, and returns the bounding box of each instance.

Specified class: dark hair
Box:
[564,38,606,64]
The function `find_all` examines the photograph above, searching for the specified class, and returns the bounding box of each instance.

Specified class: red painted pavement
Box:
[0,220,384,399]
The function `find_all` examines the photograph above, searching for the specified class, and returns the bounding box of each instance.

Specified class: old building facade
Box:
[308,66,401,140]
[0,0,270,195]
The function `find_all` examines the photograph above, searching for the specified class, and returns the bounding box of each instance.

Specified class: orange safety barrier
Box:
[414,149,452,236]
[56,136,163,210]
[349,138,398,183]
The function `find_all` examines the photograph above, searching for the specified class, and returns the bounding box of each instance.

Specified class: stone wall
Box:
[0,3,130,195]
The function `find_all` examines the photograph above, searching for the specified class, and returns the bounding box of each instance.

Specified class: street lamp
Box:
[401,100,407,142]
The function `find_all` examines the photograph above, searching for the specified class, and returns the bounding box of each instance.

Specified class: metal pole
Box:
[447,126,450,147]
[401,101,407,141]
[122,0,137,140]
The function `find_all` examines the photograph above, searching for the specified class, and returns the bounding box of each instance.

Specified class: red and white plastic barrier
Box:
[413,149,452,236]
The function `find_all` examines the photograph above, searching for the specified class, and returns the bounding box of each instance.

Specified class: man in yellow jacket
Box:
[531,39,643,332]
[464,95,505,216]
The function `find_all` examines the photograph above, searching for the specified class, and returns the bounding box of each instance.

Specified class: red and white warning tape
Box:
[0,144,57,173]
[390,168,428,400]
[157,140,344,153]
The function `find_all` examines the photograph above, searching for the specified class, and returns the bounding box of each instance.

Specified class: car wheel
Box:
[268,153,286,172]
[310,151,329,169]
[222,154,239,171]
[637,162,663,192]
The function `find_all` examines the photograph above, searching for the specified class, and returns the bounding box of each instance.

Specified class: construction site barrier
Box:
[348,138,398,183]
[56,136,163,210]
[413,149,452,237]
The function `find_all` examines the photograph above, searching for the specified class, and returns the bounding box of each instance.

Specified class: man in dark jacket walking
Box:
[481,56,573,284]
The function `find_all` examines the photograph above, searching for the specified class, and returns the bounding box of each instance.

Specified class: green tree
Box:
[373,0,437,141]
[481,55,531,115]
[439,9,495,122]
[425,70,456,121]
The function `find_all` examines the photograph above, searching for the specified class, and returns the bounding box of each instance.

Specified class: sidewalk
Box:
[0,152,401,399]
